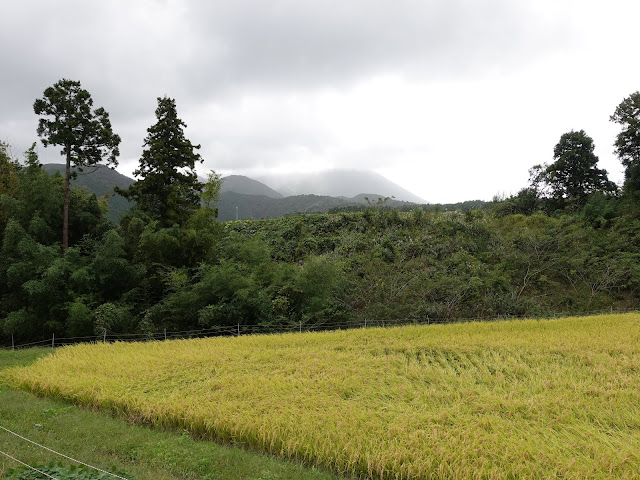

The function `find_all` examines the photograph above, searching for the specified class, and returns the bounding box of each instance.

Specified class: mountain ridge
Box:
[41,164,425,221]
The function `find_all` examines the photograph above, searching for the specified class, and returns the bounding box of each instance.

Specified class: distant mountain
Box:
[256,170,426,204]
[217,191,415,221]
[42,165,422,223]
[220,175,283,198]
[43,164,134,222]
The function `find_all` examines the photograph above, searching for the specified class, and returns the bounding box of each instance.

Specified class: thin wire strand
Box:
[0,425,129,480]
[0,449,59,480]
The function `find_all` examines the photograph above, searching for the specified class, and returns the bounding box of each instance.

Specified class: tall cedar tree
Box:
[118,96,203,227]
[34,79,120,250]
[610,91,640,193]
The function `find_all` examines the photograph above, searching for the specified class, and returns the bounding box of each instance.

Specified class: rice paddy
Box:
[3,314,640,479]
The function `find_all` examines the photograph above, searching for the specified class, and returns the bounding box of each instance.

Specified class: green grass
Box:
[0,348,50,370]
[0,348,342,480]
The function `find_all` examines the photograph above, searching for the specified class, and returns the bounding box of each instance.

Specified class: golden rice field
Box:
[4,314,640,479]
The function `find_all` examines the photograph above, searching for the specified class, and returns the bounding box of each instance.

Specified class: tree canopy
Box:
[33,79,120,250]
[531,130,616,209]
[117,96,203,227]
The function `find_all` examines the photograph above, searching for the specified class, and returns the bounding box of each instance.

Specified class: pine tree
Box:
[118,96,203,226]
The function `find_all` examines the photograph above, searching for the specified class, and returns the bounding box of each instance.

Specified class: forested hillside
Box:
[225,206,640,321]
[2,157,639,346]
[1,85,640,346]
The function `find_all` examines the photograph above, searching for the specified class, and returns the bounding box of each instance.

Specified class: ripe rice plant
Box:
[4,314,640,479]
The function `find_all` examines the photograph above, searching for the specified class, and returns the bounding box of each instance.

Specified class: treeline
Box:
[0,148,352,343]
[0,82,639,346]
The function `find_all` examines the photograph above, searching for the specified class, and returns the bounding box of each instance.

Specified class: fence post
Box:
[52,333,55,349]
[164,328,167,341]
[299,321,302,333]
[364,318,367,329]
[237,324,240,337]
[103,328,107,343]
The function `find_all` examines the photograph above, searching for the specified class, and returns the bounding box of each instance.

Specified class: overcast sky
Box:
[1,0,639,203]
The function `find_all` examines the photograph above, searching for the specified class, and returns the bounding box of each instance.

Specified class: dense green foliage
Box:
[1,88,640,346]
[1,152,639,346]
[226,207,639,321]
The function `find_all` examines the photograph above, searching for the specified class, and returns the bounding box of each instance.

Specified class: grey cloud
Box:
[182,0,567,96]
[1,1,569,113]
[0,0,571,180]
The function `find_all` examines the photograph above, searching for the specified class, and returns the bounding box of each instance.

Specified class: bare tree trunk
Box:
[62,148,70,251]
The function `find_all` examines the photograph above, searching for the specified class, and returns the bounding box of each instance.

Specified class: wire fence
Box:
[0,424,130,480]
[1,307,638,351]
[0,449,58,480]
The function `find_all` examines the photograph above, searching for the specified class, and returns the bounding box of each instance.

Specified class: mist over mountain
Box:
[255,170,426,204]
